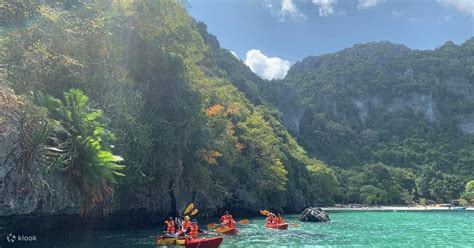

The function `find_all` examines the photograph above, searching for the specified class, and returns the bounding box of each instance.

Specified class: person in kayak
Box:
[266,213,275,224]
[275,213,285,224]
[164,217,176,234]
[220,211,236,228]
[188,219,207,238]
[182,215,193,232]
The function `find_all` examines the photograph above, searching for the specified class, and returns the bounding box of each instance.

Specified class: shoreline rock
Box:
[300,207,330,222]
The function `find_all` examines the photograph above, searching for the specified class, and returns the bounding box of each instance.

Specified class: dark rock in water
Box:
[300,207,330,222]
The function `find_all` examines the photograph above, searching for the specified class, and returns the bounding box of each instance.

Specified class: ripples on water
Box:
[32,211,473,247]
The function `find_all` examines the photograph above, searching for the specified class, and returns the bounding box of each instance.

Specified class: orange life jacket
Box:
[220,214,236,228]
[189,224,199,237]
[165,220,175,233]
[219,214,228,223]
[182,220,192,231]
[266,216,276,224]
[276,217,284,224]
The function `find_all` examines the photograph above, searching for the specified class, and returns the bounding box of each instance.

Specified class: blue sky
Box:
[187,0,474,80]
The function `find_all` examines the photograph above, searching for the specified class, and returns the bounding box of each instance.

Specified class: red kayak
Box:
[215,226,239,235]
[265,223,289,230]
[156,236,223,248]
[185,237,224,248]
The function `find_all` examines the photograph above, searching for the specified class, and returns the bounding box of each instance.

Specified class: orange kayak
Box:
[265,223,289,230]
[215,226,239,235]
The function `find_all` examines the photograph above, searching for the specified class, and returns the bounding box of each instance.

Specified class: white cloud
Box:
[437,0,474,15]
[312,0,337,17]
[357,0,384,9]
[279,0,307,22]
[391,10,401,16]
[244,49,291,80]
[230,51,239,59]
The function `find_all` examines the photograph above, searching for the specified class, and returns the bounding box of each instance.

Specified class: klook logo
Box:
[6,234,15,243]
[5,233,37,243]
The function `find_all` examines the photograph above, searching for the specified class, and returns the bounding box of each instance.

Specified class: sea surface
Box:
[21,211,474,247]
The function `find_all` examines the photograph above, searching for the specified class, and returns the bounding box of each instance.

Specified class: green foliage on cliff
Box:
[1,0,338,215]
[35,89,124,183]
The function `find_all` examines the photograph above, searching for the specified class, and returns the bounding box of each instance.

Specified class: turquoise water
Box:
[34,211,473,247]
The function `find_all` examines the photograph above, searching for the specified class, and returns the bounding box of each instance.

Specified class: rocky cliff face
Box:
[0,125,82,217]
[353,93,437,124]
[444,77,474,134]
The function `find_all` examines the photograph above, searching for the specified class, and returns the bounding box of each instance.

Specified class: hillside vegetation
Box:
[276,41,474,204]
[0,0,338,225]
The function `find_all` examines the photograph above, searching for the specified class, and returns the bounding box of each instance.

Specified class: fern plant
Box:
[35,88,124,215]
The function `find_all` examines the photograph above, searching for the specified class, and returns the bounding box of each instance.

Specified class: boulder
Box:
[299,207,330,222]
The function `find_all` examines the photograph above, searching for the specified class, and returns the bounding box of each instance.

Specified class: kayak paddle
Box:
[260,209,270,216]
[238,219,250,224]
[207,223,218,229]
[191,209,198,216]
[184,203,194,215]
